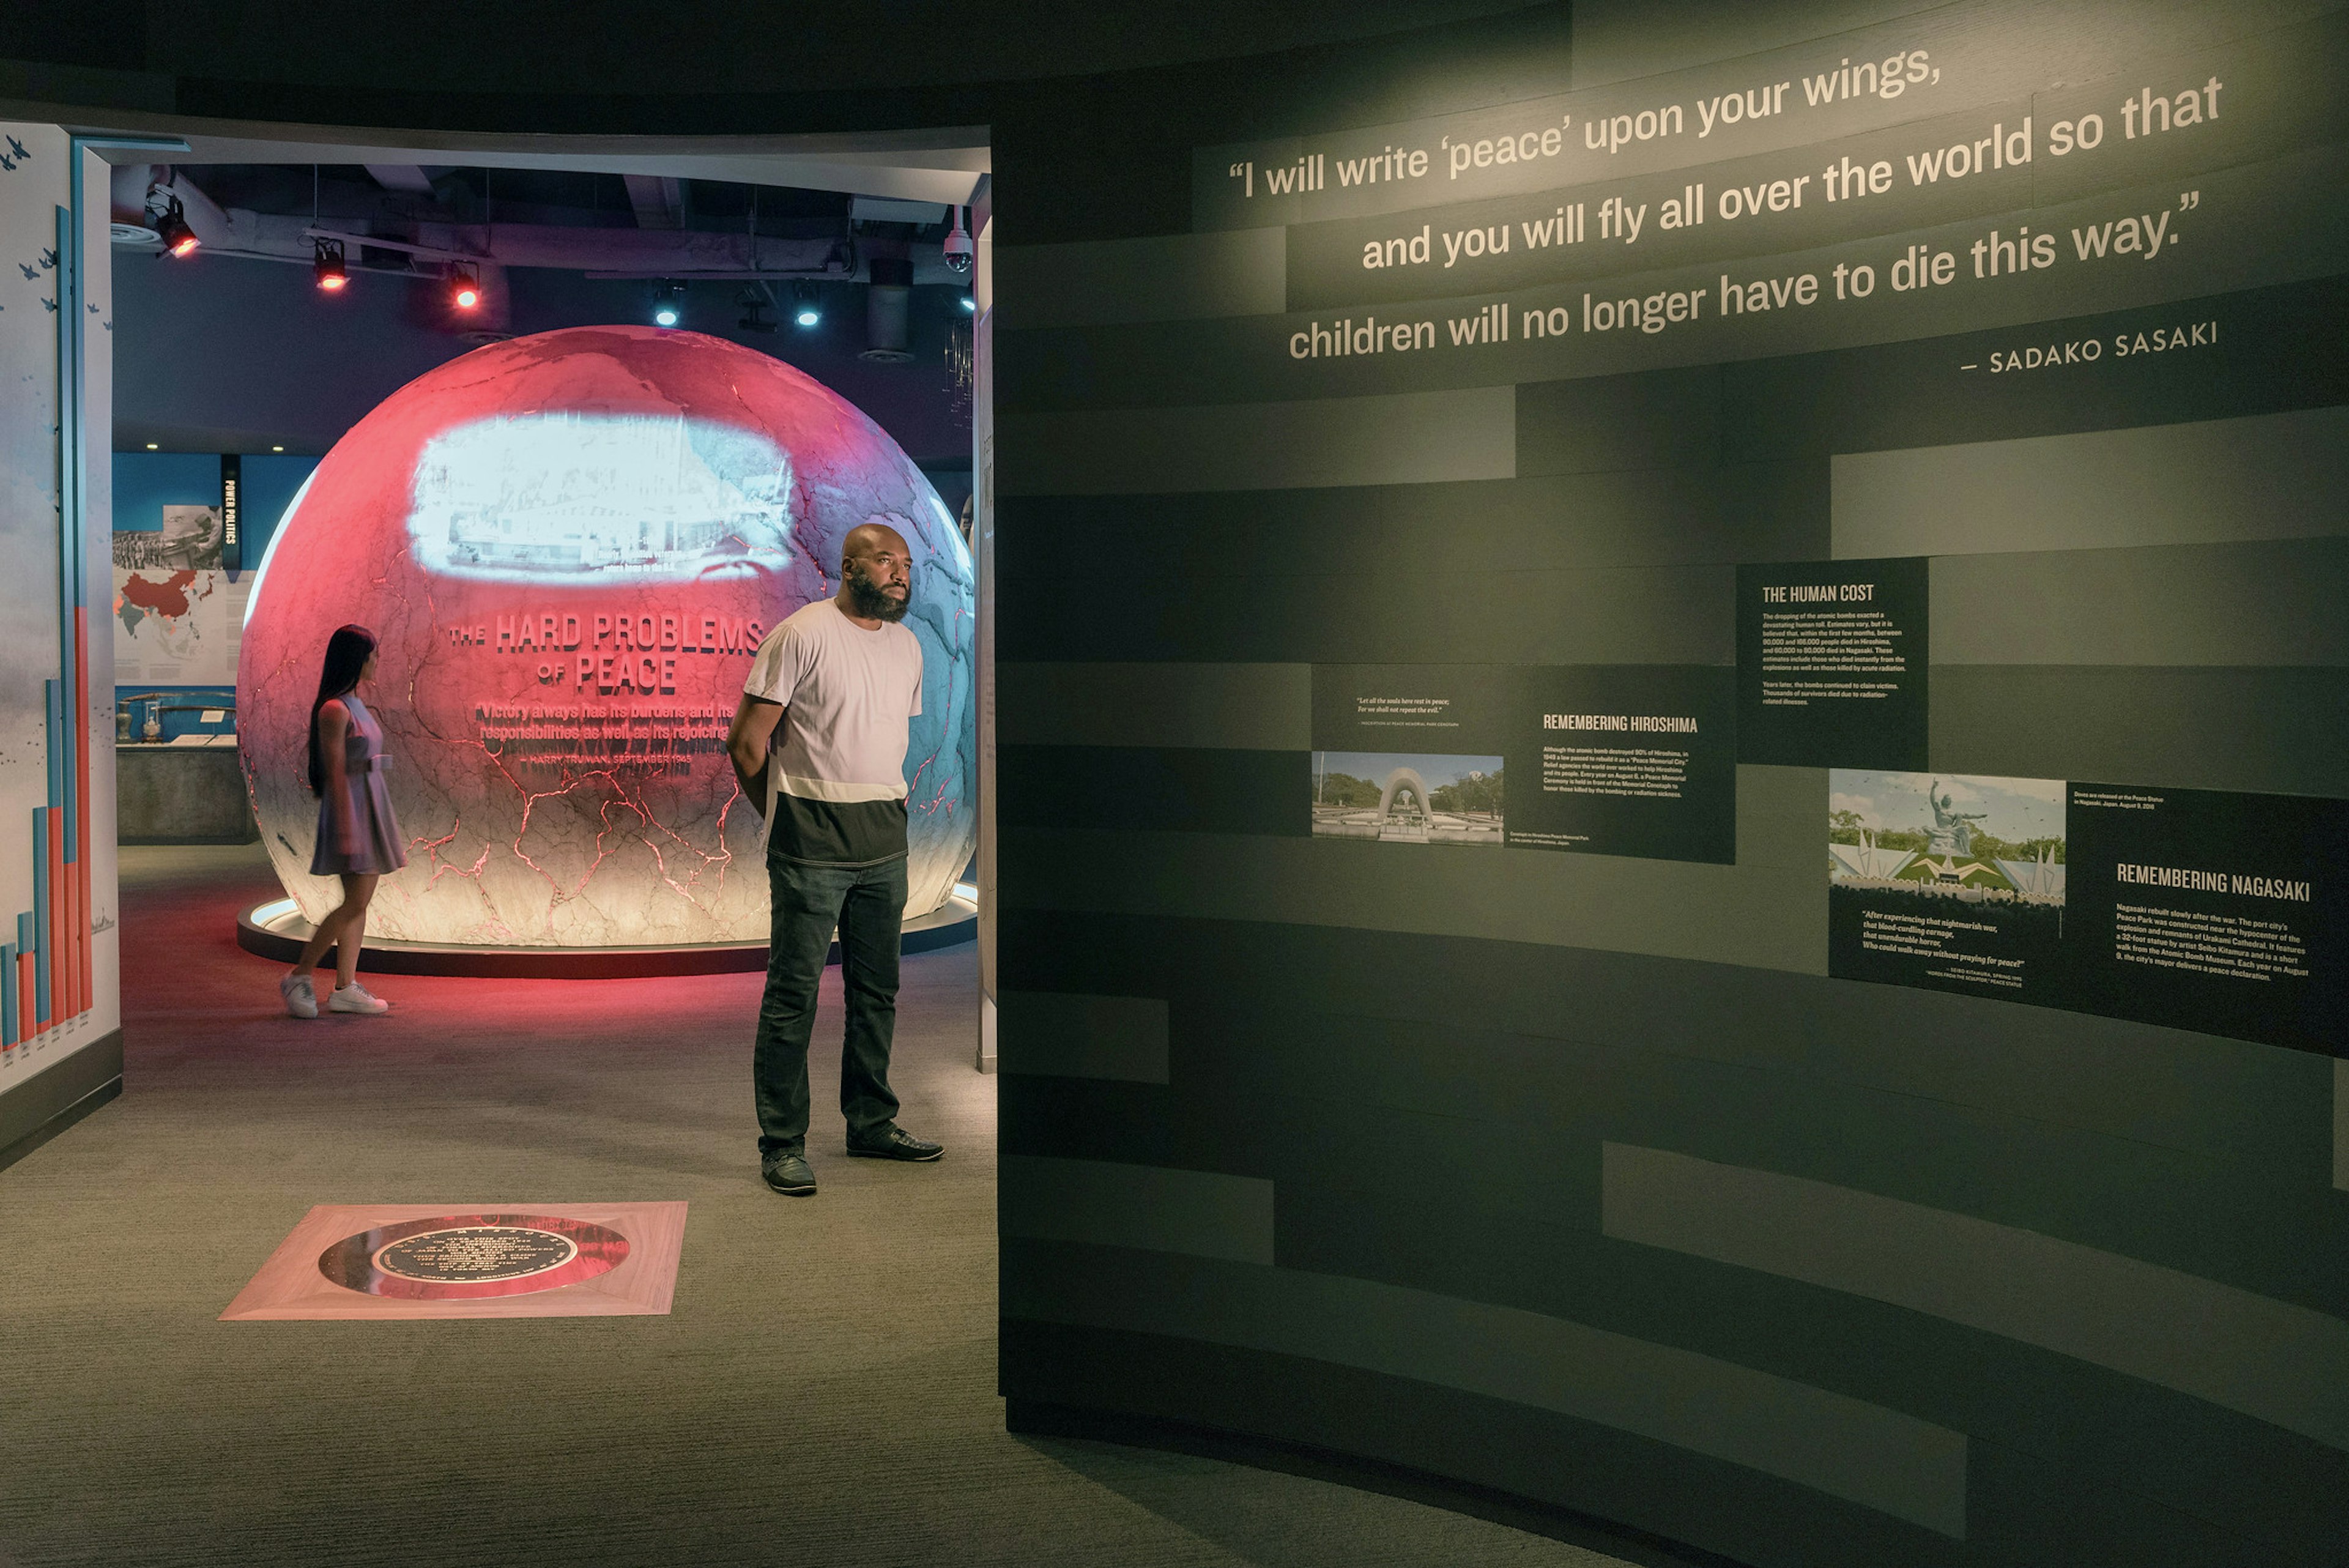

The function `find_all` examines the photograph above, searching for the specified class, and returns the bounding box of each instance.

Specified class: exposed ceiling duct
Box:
[623,174,686,231]
[155,170,243,250]
[862,255,913,363]
[849,196,946,227]
[364,165,437,195]
[109,163,160,242]
[127,169,978,283]
[317,220,851,280]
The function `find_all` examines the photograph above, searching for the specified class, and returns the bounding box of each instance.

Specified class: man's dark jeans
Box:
[753,849,905,1157]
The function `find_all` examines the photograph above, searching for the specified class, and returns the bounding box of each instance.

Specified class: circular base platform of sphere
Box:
[234,889,978,978]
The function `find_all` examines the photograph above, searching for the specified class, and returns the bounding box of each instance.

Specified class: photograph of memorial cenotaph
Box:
[1828,771,2067,902]
[1312,752,1504,845]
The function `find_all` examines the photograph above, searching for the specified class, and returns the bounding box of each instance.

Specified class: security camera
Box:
[942,207,974,274]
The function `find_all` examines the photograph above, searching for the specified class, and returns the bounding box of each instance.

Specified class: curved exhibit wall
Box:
[985,3,2349,1566]
[237,326,974,946]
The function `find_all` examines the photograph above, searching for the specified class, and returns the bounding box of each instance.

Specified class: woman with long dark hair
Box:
[280,624,406,1018]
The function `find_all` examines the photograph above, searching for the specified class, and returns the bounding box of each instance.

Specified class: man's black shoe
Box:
[846,1125,944,1162]
[762,1151,818,1195]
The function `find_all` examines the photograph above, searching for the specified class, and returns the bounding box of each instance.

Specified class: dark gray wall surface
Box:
[991,2,2349,1565]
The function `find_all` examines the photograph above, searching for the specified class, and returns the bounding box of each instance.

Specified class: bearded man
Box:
[725,522,943,1195]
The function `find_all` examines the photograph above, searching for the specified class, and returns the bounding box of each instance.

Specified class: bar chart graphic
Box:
[2,193,97,1060]
[4,668,94,1051]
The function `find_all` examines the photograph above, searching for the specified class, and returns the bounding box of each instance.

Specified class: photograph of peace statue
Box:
[1828,771,2066,904]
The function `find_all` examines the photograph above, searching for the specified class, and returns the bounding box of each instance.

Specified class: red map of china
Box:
[119,568,200,621]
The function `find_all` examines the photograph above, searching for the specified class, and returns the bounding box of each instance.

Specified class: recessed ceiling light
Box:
[272,445,284,452]
[144,442,158,450]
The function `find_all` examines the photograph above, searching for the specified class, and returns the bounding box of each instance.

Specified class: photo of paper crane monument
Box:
[1312,752,1504,845]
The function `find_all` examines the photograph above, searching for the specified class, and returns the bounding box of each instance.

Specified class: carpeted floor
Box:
[0,844,1636,1568]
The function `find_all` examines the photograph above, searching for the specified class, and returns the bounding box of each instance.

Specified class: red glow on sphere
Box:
[236,325,974,949]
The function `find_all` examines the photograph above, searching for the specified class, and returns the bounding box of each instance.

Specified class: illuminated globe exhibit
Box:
[237,325,975,949]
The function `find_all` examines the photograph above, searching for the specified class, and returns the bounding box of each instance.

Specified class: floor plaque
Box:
[222,1202,686,1320]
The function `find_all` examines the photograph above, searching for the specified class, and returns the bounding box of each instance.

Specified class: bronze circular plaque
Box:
[374,1225,579,1283]
[317,1213,629,1300]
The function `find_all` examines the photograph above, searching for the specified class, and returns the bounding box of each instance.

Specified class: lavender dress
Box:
[308,694,407,875]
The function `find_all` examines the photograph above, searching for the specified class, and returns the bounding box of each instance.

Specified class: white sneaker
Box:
[327,982,389,1015]
[280,972,318,1019]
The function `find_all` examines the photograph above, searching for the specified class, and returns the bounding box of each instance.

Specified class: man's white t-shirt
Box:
[743,600,924,866]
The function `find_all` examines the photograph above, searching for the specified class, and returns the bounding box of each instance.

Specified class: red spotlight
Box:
[313,237,347,292]
[155,198,199,258]
[447,263,483,311]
